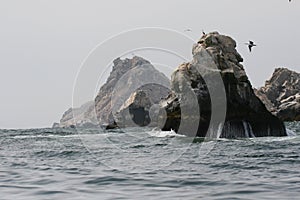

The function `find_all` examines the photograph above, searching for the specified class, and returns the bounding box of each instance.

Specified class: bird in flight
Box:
[184,29,192,32]
[245,41,257,52]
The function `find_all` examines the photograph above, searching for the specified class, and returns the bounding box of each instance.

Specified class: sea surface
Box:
[1,122,300,200]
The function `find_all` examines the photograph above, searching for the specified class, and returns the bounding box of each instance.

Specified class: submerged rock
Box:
[255,68,300,121]
[160,32,287,138]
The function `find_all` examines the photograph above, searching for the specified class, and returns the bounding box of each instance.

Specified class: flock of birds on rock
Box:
[184,0,292,52]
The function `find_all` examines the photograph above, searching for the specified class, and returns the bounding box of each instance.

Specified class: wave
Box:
[147,129,185,138]
[286,128,297,136]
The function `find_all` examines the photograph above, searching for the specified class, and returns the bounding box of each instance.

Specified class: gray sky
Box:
[0,0,299,129]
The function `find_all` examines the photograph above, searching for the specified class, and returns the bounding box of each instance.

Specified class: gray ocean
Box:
[1,122,300,200]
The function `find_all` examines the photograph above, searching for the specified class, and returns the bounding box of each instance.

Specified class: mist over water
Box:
[0,122,300,200]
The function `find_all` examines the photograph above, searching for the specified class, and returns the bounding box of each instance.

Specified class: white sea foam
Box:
[286,129,297,137]
[147,129,185,138]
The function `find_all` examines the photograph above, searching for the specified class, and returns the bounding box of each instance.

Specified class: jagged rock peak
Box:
[112,56,150,71]
[265,67,299,89]
[255,67,300,121]
[193,31,243,65]
[57,56,170,128]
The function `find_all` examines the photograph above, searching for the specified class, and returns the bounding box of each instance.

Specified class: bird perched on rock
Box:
[245,40,257,52]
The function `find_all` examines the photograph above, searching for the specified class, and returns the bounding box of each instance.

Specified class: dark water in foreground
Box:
[1,122,300,200]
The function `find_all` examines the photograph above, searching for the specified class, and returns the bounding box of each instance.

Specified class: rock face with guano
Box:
[255,68,300,121]
[160,32,287,138]
[56,56,170,128]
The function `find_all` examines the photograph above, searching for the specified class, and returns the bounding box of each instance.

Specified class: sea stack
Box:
[57,56,170,128]
[160,32,287,138]
[255,68,300,121]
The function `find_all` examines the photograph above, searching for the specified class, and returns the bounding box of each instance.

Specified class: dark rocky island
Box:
[255,68,300,121]
[55,32,291,139]
[159,32,287,138]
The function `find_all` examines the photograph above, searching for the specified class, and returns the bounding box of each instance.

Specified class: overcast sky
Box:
[0,0,299,129]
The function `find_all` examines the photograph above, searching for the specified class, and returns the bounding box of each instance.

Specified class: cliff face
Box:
[57,56,170,128]
[255,68,300,121]
[160,32,287,138]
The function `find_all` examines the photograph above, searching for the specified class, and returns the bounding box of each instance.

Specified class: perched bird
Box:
[245,40,257,52]
[202,30,206,35]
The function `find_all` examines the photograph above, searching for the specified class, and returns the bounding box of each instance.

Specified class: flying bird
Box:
[245,40,257,52]
[184,29,192,32]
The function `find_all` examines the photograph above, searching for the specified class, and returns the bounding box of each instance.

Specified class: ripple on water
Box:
[0,124,300,199]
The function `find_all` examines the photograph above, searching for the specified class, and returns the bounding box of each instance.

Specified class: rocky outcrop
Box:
[115,86,169,128]
[115,90,152,127]
[57,56,170,128]
[255,68,300,121]
[58,101,96,128]
[52,122,60,128]
[160,32,287,138]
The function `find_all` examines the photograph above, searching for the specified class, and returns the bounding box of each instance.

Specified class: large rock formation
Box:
[160,32,287,138]
[94,57,170,127]
[255,68,300,121]
[56,56,170,128]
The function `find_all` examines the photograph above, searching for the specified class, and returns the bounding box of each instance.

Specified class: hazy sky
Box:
[0,0,299,129]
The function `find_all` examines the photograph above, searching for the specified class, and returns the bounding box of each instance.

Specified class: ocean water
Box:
[1,122,300,200]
